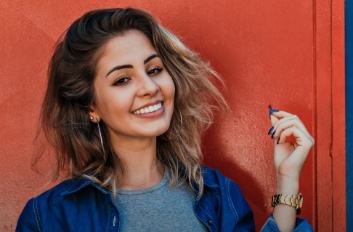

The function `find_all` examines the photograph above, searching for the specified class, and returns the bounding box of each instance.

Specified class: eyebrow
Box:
[105,54,160,77]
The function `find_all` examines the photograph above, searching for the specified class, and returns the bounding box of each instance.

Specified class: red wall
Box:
[0,0,345,231]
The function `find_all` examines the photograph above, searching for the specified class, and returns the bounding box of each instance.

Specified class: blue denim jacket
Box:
[16,167,313,231]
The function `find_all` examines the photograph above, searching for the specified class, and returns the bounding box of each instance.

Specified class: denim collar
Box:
[61,178,111,196]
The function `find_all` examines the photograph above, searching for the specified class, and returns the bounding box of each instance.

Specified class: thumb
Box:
[269,109,279,126]
[270,114,279,126]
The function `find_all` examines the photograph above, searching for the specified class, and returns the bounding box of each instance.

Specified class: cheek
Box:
[163,76,176,100]
[94,89,131,117]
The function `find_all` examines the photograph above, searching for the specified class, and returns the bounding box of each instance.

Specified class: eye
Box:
[113,76,130,86]
[147,67,163,76]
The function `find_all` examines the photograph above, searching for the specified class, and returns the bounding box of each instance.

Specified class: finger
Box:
[268,110,314,144]
[276,125,314,149]
[269,113,290,135]
[270,114,279,126]
[270,110,293,119]
[273,115,306,135]
[272,116,314,144]
[275,126,314,175]
[269,110,293,126]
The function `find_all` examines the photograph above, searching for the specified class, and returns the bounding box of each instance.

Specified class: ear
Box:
[88,105,100,123]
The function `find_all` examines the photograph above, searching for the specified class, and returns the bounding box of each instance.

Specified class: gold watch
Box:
[271,193,303,215]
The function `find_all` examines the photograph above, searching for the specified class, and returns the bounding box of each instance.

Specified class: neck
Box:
[111,136,164,190]
[121,160,164,190]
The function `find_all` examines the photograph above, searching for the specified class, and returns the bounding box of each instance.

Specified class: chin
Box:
[148,123,171,137]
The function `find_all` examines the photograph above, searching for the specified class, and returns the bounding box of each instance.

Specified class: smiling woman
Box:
[16,8,314,232]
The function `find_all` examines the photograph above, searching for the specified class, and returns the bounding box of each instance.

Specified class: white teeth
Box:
[133,103,162,115]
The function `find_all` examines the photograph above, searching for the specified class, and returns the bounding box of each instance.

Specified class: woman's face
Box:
[90,30,175,143]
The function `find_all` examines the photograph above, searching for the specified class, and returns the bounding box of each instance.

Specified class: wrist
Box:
[276,175,299,194]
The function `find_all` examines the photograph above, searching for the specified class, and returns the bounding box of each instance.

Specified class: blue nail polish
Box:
[269,109,280,115]
[267,126,274,135]
[276,137,280,144]
[271,130,276,139]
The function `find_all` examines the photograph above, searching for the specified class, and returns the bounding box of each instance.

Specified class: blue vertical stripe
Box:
[346,0,353,229]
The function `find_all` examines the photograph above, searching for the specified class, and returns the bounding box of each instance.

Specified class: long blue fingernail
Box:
[269,109,280,115]
[276,137,280,144]
[267,126,274,135]
[271,130,276,139]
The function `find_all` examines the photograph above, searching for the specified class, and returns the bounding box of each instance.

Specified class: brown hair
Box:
[39,8,227,196]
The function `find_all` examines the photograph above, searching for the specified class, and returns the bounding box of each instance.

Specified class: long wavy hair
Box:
[38,8,227,196]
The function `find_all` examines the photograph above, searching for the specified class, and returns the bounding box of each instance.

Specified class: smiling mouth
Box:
[132,102,162,115]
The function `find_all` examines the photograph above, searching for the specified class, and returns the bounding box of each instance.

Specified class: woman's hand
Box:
[268,110,314,193]
[268,109,314,232]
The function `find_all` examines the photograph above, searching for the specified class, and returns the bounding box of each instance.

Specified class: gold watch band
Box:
[271,193,303,215]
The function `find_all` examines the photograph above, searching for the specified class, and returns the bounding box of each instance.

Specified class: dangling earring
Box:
[97,121,105,153]
[179,111,183,126]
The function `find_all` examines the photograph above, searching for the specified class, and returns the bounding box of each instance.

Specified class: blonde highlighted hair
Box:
[38,8,227,196]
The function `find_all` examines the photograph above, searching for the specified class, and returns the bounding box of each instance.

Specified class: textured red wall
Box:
[0,0,344,231]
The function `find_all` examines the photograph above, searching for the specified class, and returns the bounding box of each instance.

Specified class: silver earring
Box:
[90,116,94,121]
[97,121,105,153]
[179,111,183,125]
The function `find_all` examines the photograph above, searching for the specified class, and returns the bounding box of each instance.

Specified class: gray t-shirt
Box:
[114,175,207,232]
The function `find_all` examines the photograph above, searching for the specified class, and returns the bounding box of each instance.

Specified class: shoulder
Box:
[27,178,92,203]
[26,177,111,210]
[18,178,94,214]
[201,166,242,193]
[201,166,248,210]
[197,166,255,231]
[16,178,110,231]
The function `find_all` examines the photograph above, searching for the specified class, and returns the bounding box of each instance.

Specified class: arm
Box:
[268,110,314,232]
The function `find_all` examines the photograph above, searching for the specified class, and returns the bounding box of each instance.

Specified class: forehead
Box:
[99,30,156,62]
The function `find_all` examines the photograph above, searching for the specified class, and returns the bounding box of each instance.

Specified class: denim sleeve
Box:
[260,215,314,232]
[16,198,41,232]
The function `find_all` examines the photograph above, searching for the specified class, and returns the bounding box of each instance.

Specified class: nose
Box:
[136,72,159,97]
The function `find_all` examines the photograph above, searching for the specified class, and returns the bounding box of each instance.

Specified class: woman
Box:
[16,8,314,232]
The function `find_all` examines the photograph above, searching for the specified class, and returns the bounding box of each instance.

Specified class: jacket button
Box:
[208,219,213,225]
